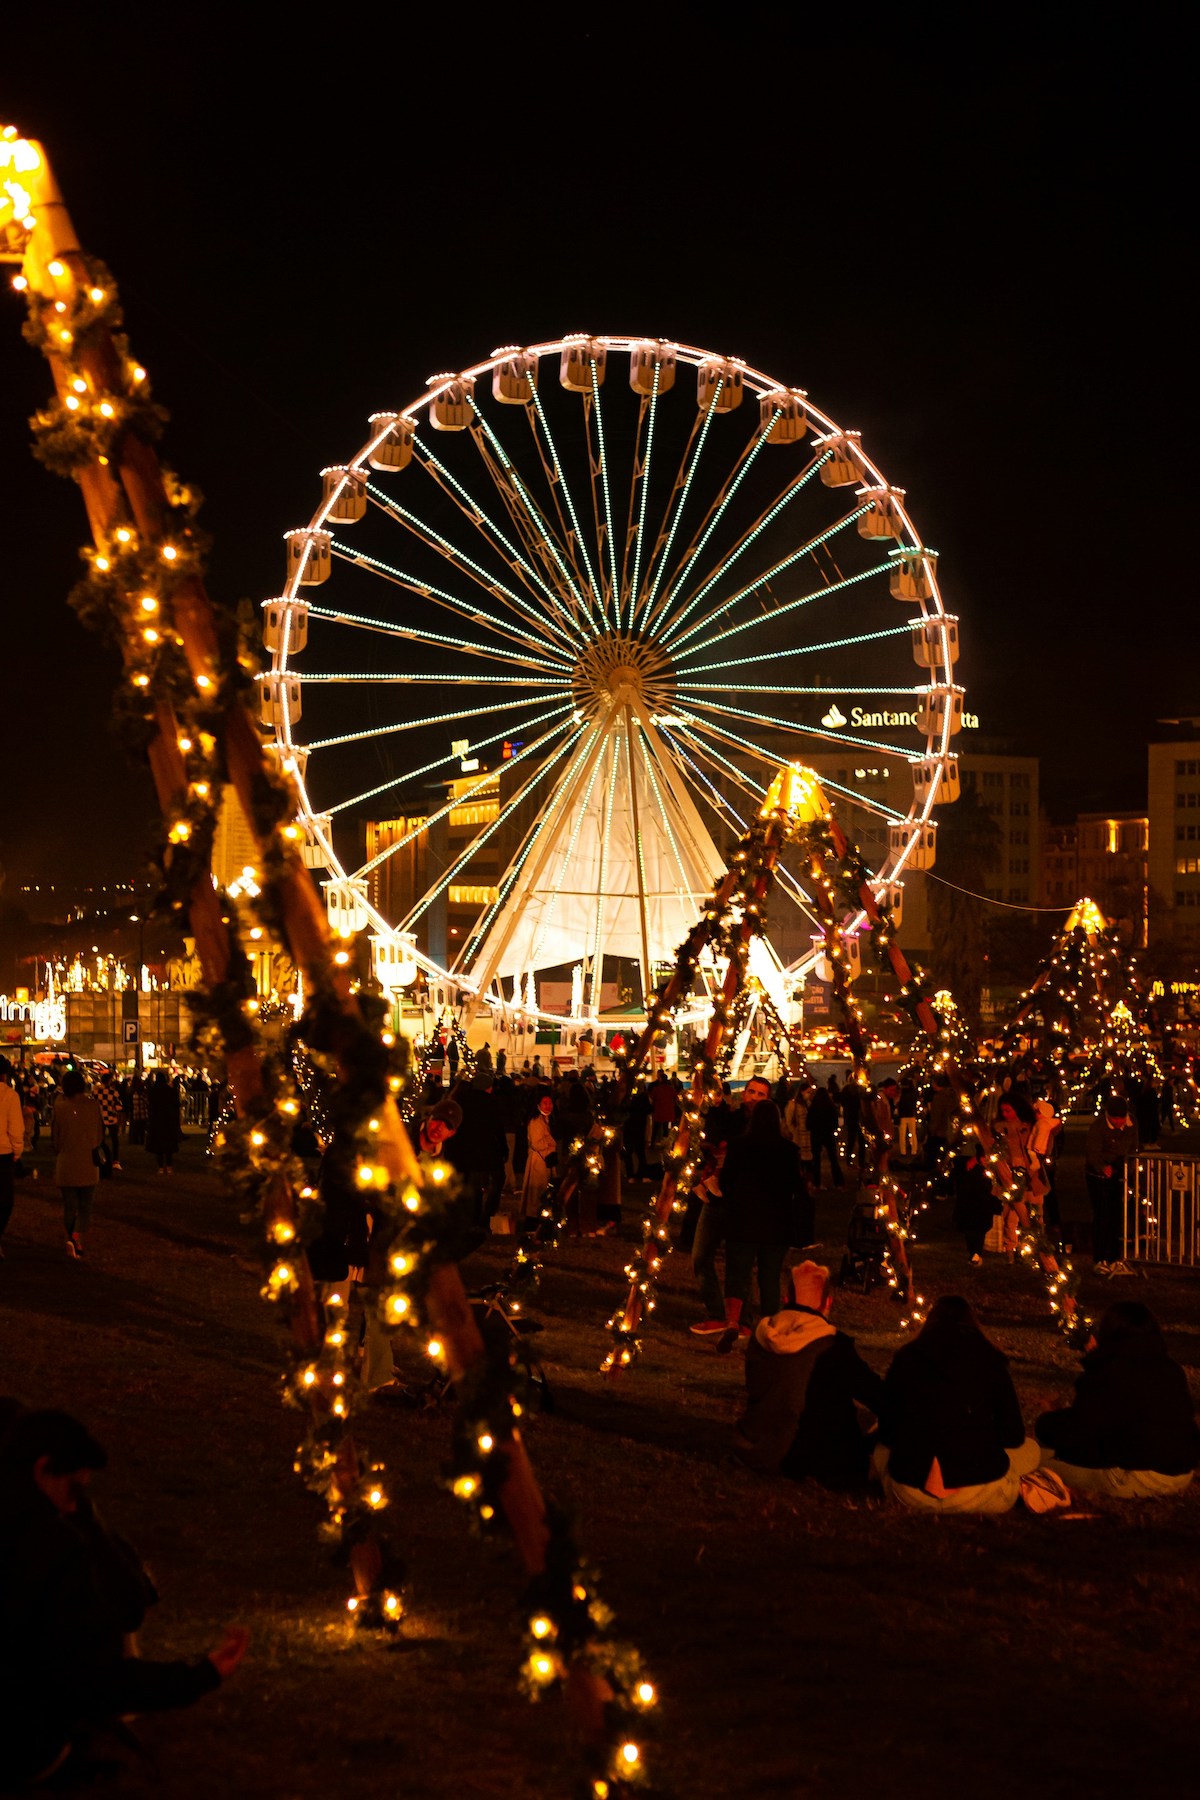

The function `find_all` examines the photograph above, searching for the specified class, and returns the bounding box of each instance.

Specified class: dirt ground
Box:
[3,1127,1199,1799]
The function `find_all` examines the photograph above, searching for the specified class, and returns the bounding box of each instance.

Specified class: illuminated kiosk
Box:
[262,338,961,1036]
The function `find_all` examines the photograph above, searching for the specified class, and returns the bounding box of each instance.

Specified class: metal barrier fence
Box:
[1124,1152,1200,1266]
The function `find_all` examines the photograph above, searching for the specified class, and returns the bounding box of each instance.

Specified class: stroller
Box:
[837,1192,892,1294]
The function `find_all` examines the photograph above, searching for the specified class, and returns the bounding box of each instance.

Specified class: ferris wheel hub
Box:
[572,631,675,717]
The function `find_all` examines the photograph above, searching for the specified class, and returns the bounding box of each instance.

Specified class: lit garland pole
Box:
[602,765,826,1375]
[3,128,658,1791]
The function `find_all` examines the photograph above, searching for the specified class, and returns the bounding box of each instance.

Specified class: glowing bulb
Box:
[71,377,86,394]
[387,1295,410,1319]
[47,259,65,277]
[301,1367,316,1387]
[621,1743,640,1767]
[90,286,105,303]
[161,544,178,561]
[425,1338,443,1359]
[64,395,80,411]
[11,274,27,291]
[636,1681,656,1705]
[478,1433,494,1453]
[99,401,115,419]
[141,595,158,612]
[530,1615,552,1639]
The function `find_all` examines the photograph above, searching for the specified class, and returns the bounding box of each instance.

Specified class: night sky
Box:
[0,11,1189,895]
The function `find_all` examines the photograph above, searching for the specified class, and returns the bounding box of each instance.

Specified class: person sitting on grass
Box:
[874,1296,1040,1513]
[733,1261,885,1488]
[1035,1302,1200,1499]
[0,1406,247,1789]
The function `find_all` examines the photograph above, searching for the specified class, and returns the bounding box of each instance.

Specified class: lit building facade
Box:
[1148,720,1200,946]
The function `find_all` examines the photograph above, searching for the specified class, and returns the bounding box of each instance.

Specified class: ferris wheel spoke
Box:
[659,724,828,930]
[680,714,906,824]
[678,696,914,762]
[304,600,569,674]
[364,481,577,648]
[525,377,605,625]
[670,560,890,663]
[621,384,656,630]
[678,621,913,676]
[310,697,565,797]
[352,709,582,878]
[656,724,825,931]
[679,682,920,699]
[309,695,562,756]
[638,389,721,625]
[297,672,564,688]
[412,432,585,640]
[656,446,828,645]
[403,726,585,932]
[331,542,554,656]
[641,409,781,639]
[465,399,596,634]
[661,500,875,656]
[583,360,623,622]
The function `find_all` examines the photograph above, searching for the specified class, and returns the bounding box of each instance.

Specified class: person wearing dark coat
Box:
[875,1296,1039,1512]
[1036,1302,1200,1498]
[720,1100,811,1329]
[806,1084,844,1189]
[446,1070,507,1225]
[1085,1093,1139,1272]
[144,1070,182,1174]
[0,1408,246,1788]
[952,1151,995,1264]
[734,1261,884,1488]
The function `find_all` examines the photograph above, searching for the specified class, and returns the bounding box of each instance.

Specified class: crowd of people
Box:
[0,1057,222,1260]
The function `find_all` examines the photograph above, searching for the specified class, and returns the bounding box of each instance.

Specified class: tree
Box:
[926,787,1002,1027]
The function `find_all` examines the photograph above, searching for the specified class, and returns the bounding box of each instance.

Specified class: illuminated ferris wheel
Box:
[261,335,962,1028]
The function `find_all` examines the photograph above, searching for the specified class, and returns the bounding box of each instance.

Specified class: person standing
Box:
[446,1067,507,1227]
[96,1073,124,1172]
[145,1069,182,1176]
[782,1079,813,1173]
[1029,1093,1064,1246]
[719,1098,810,1339]
[0,1058,25,1259]
[806,1082,844,1190]
[896,1078,919,1161]
[519,1092,558,1221]
[840,1079,866,1173]
[952,1149,994,1265]
[52,1070,103,1258]
[1085,1093,1139,1276]
[925,1073,956,1180]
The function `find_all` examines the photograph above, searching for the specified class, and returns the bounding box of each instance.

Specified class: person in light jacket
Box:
[51,1070,103,1259]
[519,1092,558,1219]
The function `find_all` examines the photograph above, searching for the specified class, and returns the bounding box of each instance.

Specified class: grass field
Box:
[3,1128,1199,1798]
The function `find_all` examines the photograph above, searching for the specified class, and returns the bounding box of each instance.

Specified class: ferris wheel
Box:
[261,335,962,1029]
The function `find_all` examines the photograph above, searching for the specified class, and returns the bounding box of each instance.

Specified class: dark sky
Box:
[0,9,1190,895]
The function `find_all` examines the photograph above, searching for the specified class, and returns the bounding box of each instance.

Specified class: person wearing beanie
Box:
[733,1262,885,1488]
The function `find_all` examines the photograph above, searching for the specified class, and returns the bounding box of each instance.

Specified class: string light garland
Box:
[5,124,659,1785]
